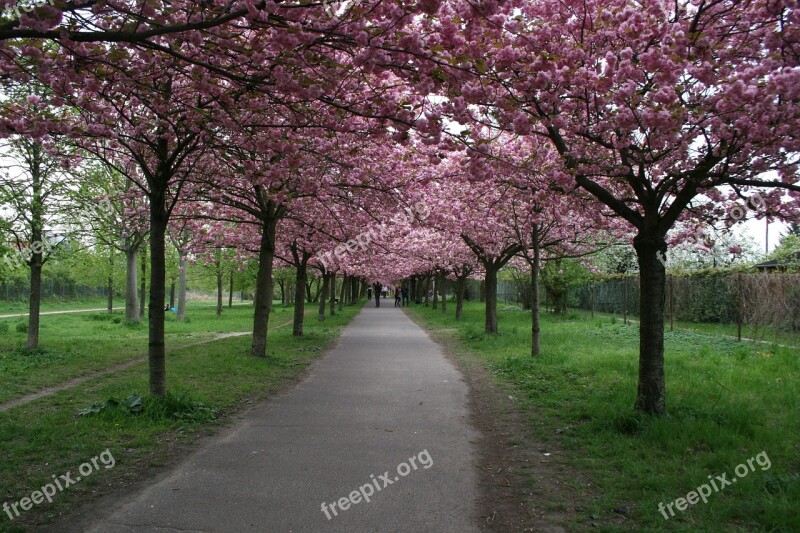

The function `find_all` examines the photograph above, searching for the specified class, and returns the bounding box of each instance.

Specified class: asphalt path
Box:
[80,302,481,532]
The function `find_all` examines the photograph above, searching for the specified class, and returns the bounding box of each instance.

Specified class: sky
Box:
[740,217,788,257]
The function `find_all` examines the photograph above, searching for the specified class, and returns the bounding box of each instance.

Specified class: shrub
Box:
[78,390,217,424]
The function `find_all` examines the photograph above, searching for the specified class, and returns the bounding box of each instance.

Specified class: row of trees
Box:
[2,0,798,415]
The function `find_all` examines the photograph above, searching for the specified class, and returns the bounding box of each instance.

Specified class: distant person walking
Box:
[367,286,373,301]
[401,284,409,307]
[373,282,381,308]
[394,286,402,307]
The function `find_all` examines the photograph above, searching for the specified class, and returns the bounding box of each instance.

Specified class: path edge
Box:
[38,312,356,532]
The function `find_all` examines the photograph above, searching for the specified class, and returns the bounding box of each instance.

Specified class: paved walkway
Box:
[81,304,481,532]
[0,307,124,319]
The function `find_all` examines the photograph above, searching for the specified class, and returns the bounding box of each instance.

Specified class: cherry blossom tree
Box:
[420,0,800,414]
[420,158,525,333]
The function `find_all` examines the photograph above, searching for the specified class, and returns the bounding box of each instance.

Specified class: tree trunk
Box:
[484,264,498,334]
[531,243,542,357]
[26,166,44,350]
[549,289,566,315]
[148,189,168,397]
[531,225,541,356]
[318,272,329,321]
[251,214,278,358]
[440,273,447,314]
[306,277,314,303]
[177,251,187,322]
[329,272,336,316]
[216,267,223,316]
[139,248,146,319]
[229,269,234,308]
[455,276,466,320]
[633,233,667,416]
[277,280,285,306]
[669,276,675,333]
[293,261,307,337]
[106,248,114,314]
[338,275,346,311]
[424,277,430,307]
[27,259,42,349]
[125,246,139,321]
[350,277,358,305]
[623,276,628,325]
[736,273,742,341]
[107,275,113,314]
[432,274,439,310]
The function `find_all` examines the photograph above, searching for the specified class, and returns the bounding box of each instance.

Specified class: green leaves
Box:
[77,391,216,423]
[78,393,143,417]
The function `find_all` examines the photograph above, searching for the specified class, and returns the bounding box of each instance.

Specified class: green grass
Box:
[0,297,111,315]
[408,301,800,532]
[0,302,291,404]
[0,296,256,316]
[560,306,800,348]
[0,301,362,531]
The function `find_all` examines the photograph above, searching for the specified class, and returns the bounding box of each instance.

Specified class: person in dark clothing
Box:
[367,286,373,300]
[373,282,381,307]
[394,286,402,307]
[401,284,410,307]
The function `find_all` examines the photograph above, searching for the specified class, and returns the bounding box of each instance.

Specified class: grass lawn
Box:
[0,301,289,404]
[0,301,362,532]
[0,296,254,316]
[407,301,799,532]
[561,306,800,349]
[0,297,114,315]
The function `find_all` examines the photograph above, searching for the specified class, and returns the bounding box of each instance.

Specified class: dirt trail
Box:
[0,319,293,413]
[0,307,125,319]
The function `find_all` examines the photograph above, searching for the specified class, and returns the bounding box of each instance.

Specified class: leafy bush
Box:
[79,393,144,416]
[78,390,217,423]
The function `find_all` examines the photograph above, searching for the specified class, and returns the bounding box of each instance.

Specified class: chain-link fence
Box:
[493,270,800,333]
[0,277,111,301]
[571,272,800,333]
